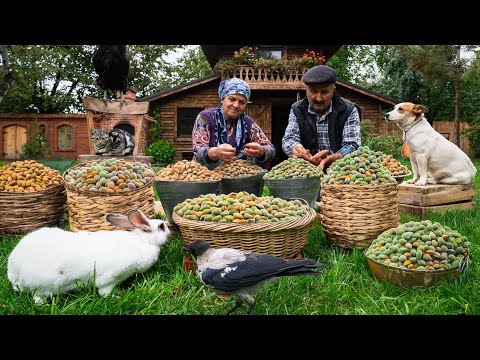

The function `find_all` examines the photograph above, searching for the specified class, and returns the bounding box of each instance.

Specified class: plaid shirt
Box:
[282,101,361,157]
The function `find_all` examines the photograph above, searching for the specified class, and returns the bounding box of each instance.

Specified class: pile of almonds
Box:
[63,158,154,193]
[366,220,470,271]
[174,191,309,223]
[322,146,396,185]
[0,160,62,193]
[155,160,222,181]
[213,159,263,178]
[263,156,323,180]
[376,153,410,176]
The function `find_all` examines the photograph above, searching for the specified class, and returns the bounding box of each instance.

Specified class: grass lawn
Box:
[0,158,479,315]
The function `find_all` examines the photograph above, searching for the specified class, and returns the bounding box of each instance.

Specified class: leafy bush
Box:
[462,120,480,157]
[19,124,53,160]
[146,139,176,164]
[365,134,402,156]
[147,109,163,144]
[360,120,372,146]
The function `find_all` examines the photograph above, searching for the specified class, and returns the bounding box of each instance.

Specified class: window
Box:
[177,107,203,138]
[258,48,283,59]
[58,125,72,150]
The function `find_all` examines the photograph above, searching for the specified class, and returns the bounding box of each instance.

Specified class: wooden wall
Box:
[335,86,390,135]
[0,114,100,161]
[153,82,221,162]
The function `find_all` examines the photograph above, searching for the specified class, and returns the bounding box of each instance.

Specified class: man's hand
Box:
[318,152,343,171]
[292,144,310,159]
[244,142,265,159]
[309,149,329,166]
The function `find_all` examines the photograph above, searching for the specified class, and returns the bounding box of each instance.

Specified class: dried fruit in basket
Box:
[155,160,222,181]
[174,191,309,223]
[365,219,470,271]
[0,160,62,193]
[63,158,154,193]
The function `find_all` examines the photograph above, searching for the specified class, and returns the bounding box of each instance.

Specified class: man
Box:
[282,65,361,171]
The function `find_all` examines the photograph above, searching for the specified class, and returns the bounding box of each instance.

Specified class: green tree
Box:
[327,45,387,86]
[0,45,16,103]
[0,45,209,114]
[395,45,472,145]
[169,46,213,84]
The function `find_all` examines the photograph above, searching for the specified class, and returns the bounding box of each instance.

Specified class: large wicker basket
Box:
[62,161,155,231]
[320,182,400,249]
[173,207,316,258]
[0,184,67,235]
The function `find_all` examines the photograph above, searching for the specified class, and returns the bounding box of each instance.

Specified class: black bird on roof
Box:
[92,45,130,105]
[182,240,327,315]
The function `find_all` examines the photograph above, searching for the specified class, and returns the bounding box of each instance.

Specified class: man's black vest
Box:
[291,93,357,155]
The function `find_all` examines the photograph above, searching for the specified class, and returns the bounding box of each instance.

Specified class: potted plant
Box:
[146,139,176,166]
[213,46,326,78]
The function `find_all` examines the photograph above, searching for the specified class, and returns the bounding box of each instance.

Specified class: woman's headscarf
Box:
[218,78,251,101]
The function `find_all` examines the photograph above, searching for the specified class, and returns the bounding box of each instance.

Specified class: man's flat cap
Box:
[303,65,337,85]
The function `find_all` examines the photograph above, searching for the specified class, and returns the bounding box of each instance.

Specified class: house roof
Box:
[139,73,221,103]
[139,73,399,107]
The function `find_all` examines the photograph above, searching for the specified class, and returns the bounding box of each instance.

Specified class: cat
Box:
[91,128,135,156]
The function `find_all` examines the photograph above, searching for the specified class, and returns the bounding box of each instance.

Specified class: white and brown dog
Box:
[385,102,476,186]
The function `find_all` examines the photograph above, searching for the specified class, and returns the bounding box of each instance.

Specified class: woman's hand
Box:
[244,142,265,159]
[209,144,236,162]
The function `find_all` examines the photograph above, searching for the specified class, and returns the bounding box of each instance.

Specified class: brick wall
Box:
[0,114,99,161]
[1,90,152,161]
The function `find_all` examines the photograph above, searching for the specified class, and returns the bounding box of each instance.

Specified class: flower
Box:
[232,46,260,66]
[301,49,326,68]
[213,46,327,76]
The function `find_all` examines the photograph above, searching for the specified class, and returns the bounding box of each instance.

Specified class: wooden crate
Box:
[397,183,477,218]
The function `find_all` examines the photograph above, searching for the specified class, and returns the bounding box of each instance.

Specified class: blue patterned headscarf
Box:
[218,78,251,101]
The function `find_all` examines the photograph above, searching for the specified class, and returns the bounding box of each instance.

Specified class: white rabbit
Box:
[7,209,171,305]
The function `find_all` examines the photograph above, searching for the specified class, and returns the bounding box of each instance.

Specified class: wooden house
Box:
[142,45,399,167]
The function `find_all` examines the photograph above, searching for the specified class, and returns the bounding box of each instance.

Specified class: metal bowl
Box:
[264,176,321,208]
[218,169,267,197]
[365,252,469,288]
[393,171,412,183]
[154,179,220,224]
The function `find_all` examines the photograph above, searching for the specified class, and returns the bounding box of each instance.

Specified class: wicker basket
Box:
[320,182,400,249]
[0,184,67,235]
[173,207,317,258]
[62,161,155,231]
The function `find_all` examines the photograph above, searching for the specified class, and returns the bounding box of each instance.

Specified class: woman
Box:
[192,78,276,170]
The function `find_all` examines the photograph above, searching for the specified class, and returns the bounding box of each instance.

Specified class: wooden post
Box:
[86,110,94,154]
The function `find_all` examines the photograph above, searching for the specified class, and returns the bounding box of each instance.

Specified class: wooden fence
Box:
[380,120,473,157]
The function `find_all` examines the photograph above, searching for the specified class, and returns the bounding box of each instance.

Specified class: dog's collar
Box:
[403,117,422,142]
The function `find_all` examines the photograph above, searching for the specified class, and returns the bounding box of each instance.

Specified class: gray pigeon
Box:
[182,240,327,315]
